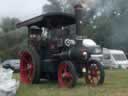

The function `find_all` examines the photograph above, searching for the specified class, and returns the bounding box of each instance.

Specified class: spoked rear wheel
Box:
[20,46,40,84]
[85,60,105,86]
[58,61,77,88]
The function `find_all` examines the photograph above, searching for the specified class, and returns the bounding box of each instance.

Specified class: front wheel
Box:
[58,61,77,88]
[20,45,40,84]
[85,60,105,86]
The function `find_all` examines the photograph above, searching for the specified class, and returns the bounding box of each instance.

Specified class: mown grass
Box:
[15,70,128,96]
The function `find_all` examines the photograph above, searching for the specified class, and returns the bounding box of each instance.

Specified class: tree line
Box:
[0,17,27,60]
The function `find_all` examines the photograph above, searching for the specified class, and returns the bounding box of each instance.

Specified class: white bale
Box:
[0,68,19,96]
[0,68,13,82]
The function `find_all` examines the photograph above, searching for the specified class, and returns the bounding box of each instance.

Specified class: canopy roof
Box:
[17,12,76,28]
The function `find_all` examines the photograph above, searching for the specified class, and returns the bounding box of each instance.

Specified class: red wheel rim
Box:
[20,51,35,84]
[86,63,101,86]
[58,64,73,88]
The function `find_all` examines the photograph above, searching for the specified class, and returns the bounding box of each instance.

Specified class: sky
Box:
[0,0,48,21]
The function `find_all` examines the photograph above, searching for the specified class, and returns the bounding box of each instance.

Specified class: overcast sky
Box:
[0,0,48,21]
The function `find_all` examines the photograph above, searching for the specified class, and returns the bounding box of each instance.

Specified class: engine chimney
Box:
[74,4,83,36]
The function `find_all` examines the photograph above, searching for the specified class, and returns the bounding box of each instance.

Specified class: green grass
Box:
[15,70,128,96]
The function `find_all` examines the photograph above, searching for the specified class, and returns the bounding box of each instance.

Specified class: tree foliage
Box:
[0,17,20,33]
[0,17,27,60]
[0,28,27,60]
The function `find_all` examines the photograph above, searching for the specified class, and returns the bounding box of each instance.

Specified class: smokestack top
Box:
[74,4,83,10]
[74,4,83,36]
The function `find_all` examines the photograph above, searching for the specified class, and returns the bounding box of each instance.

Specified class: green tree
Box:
[0,17,20,33]
[0,26,27,60]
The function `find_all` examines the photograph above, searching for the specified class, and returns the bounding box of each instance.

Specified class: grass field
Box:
[16,70,128,96]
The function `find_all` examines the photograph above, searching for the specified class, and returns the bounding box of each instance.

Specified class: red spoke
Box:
[93,78,98,85]
[92,78,95,85]
[29,64,34,75]
[21,68,28,72]
[64,72,72,78]
[88,74,91,80]
[94,66,99,72]
[21,53,30,64]
[64,64,68,73]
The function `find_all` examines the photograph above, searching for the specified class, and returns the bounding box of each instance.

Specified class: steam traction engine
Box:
[17,5,105,88]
